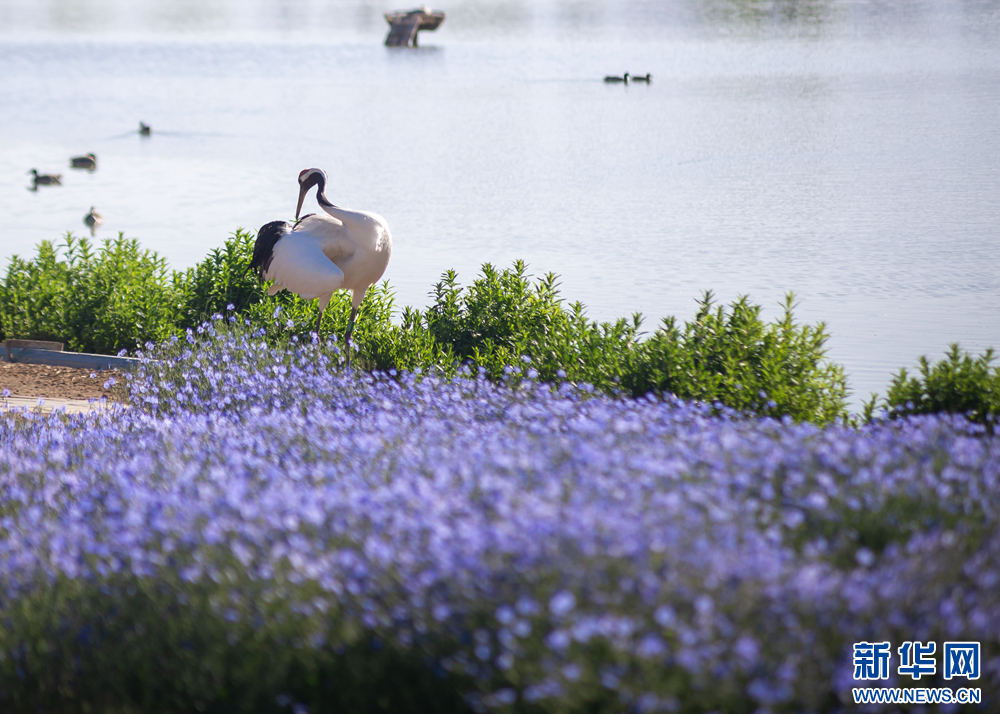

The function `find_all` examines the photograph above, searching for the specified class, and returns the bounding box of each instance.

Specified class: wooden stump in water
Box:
[384,7,446,47]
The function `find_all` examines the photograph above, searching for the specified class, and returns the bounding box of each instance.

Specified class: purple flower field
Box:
[1,318,998,712]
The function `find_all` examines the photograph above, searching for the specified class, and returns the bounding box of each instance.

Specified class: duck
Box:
[139,122,152,136]
[84,207,103,236]
[28,169,62,186]
[631,74,652,83]
[70,153,98,170]
[604,73,630,84]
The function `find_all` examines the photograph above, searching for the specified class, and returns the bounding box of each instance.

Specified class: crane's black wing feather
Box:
[250,220,290,280]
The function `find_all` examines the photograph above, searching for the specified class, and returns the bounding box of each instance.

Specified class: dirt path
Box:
[0,362,119,400]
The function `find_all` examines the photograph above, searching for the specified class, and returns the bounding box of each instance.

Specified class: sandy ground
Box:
[0,362,119,401]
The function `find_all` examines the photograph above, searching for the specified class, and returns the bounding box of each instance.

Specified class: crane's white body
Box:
[263,206,392,314]
[252,168,393,362]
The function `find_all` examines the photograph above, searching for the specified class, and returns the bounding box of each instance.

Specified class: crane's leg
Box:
[314,294,334,337]
[344,288,368,369]
[344,305,358,368]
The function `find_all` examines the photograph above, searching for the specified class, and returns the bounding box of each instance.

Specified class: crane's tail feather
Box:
[250,220,291,281]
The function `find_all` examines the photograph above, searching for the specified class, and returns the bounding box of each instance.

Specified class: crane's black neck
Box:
[306,170,335,208]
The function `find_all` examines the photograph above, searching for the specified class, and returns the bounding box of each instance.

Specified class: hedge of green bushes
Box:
[1,231,996,427]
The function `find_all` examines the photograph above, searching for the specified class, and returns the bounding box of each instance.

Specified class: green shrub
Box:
[353,264,847,425]
[411,261,639,390]
[622,292,849,424]
[356,304,456,373]
[0,234,182,354]
[3,574,473,714]
[1,231,852,425]
[863,344,1000,429]
[174,228,263,327]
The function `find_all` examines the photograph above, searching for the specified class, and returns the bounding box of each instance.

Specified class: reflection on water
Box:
[702,0,836,31]
[0,0,996,48]
[7,0,997,39]
[0,0,998,411]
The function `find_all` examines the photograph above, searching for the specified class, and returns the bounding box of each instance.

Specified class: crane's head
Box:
[296,168,327,220]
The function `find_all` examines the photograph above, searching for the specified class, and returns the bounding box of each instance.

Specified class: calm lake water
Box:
[1,0,999,410]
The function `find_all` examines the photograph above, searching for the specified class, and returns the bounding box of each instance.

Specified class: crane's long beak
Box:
[295,184,308,221]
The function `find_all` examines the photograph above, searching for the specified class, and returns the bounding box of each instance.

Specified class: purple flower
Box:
[0,321,997,711]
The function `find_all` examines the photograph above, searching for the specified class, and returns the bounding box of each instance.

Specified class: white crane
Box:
[251,168,393,366]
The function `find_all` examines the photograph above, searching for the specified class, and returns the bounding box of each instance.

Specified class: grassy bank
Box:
[1,231,997,427]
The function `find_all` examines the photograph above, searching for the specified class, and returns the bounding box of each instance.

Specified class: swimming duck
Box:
[70,153,98,170]
[631,74,652,83]
[28,169,62,186]
[139,122,152,136]
[604,73,630,84]
[84,207,103,236]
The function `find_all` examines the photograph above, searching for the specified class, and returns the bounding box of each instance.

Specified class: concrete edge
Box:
[1,395,119,415]
[0,347,141,371]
